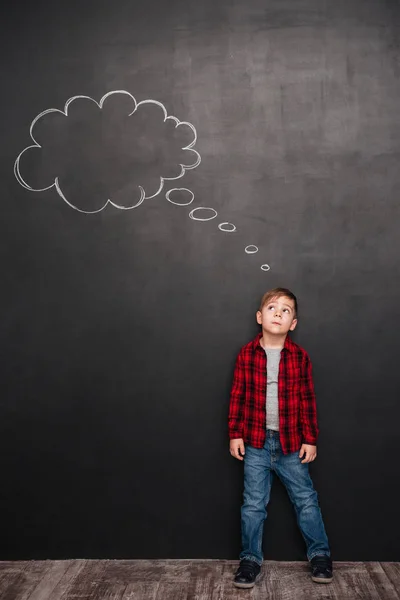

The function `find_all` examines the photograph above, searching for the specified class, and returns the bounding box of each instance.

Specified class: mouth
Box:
[272,321,281,326]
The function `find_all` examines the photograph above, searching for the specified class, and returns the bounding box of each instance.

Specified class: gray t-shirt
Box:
[264,348,282,431]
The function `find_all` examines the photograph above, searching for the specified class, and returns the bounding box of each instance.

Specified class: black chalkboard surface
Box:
[0,0,399,560]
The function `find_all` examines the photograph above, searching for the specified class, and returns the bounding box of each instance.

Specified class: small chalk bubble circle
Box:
[261,264,271,272]
[218,222,237,232]
[189,207,218,221]
[245,245,259,254]
[166,188,194,206]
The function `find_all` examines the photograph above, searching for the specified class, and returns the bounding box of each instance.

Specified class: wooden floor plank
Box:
[0,562,30,600]
[248,561,336,600]
[0,561,22,573]
[88,582,128,600]
[155,581,190,600]
[33,560,87,600]
[152,560,192,600]
[102,560,166,583]
[61,561,133,600]
[380,563,400,600]
[81,562,130,600]
[186,561,224,600]
[121,581,160,600]
[0,562,50,600]
[158,560,192,582]
[58,560,107,600]
[0,559,399,600]
[24,560,73,600]
[365,562,400,600]
[330,562,388,600]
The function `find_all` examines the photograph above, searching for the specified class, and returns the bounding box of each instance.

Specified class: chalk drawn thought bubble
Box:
[15,90,270,271]
[219,222,237,232]
[166,188,194,206]
[245,245,259,254]
[166,189,271,271]
[14,91,201,214]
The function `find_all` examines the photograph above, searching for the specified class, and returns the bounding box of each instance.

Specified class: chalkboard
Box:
[0,0,399,560]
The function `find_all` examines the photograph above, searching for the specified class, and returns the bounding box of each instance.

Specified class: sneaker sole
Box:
[312,576,333,584]
[233,581,256,589]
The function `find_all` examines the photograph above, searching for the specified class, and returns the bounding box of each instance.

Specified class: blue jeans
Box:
[240,429,330,565]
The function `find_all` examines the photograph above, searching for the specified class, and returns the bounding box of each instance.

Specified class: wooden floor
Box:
[0,559,399,600]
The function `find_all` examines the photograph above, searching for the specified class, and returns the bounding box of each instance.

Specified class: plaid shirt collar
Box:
[252,331,296,353]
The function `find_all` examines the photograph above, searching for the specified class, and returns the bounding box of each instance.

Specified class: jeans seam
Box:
[257,520,263,559]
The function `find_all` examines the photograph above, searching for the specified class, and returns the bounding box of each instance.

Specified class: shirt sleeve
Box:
[228,351,246,440]
[300,352,319,445]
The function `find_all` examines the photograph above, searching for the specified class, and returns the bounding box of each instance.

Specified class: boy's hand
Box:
[230,438,245,460]
[299,444,317,463]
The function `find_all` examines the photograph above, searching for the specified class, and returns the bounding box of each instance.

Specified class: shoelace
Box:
[238,562,258,576]
[312,556,332,571]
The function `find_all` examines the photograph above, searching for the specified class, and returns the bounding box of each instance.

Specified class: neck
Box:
[260,331,287,350]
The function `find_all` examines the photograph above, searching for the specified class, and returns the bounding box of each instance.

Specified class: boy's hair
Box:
[259,288,298,317]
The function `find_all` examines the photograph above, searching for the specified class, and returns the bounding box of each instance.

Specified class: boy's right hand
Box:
[230,438,245,460]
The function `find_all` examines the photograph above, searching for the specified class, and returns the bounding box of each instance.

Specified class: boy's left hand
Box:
[299,444,317,463]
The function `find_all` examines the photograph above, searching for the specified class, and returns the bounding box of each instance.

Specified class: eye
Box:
[268,305,275,310]
[283,308,290,313]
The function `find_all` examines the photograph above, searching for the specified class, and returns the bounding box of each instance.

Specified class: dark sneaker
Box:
[233,559,261,589]
[310,555,333,583]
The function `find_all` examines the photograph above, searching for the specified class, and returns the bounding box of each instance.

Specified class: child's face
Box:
[256,295,297,335]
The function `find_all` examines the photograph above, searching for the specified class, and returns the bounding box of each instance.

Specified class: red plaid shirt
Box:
[228,332,319,454]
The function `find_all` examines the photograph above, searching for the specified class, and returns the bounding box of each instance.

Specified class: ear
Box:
[289,318,298,331]
[256,310,262,325]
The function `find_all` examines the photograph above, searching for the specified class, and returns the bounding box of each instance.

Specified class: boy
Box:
[228,288,332,587]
